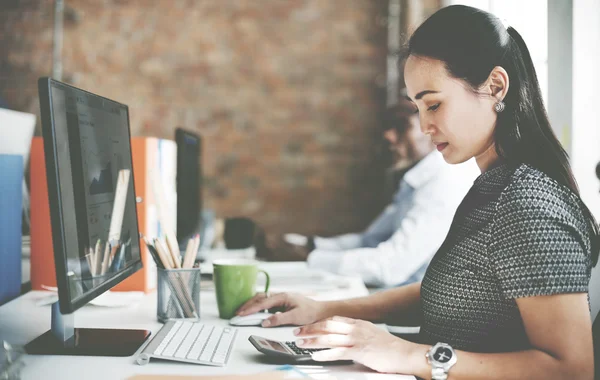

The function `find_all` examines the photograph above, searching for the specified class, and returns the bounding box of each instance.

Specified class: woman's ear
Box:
[484,66,510,101]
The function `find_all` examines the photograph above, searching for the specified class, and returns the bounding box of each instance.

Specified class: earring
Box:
[494,101,505,113]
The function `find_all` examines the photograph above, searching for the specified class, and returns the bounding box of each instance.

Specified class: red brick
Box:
[1,0,440,238]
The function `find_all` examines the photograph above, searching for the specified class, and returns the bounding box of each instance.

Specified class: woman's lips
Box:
[436,143,449,152]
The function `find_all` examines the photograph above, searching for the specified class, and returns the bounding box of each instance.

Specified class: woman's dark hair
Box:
[405,5,600,265]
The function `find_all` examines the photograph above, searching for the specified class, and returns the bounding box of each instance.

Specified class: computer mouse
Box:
[229,312,273,326]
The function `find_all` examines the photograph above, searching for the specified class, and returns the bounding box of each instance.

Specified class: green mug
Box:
[213,259,270,319]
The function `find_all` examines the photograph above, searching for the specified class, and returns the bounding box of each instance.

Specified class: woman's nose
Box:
[419,116,434,136]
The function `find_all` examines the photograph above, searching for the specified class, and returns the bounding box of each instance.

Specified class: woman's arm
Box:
[299,292,593,379]
[325,281,422,325]
[407,293,592,379]
[236,281,422,327]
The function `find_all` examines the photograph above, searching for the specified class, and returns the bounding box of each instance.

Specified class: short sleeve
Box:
[490,171,591,299]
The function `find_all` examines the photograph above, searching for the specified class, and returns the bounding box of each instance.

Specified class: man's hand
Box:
[256,233,312,262]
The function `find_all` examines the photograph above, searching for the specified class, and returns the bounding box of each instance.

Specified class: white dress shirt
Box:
[307,152,479,287]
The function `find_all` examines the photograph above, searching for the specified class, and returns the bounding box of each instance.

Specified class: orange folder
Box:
[30,137,176,293]
[30,137,56,290]
[113,137,158,292]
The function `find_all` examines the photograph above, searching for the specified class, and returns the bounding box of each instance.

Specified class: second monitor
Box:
[176,128,202,244]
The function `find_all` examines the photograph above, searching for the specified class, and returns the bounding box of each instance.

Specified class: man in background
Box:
[260,96,479,288]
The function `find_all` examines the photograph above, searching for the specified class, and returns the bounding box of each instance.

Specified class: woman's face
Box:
[404,55,498,170]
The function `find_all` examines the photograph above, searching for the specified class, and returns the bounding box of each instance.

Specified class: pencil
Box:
[188,234,200,268]
[90,247,98,275]
[93,239,102,276]
[180,236,197,304]
[100,242,111,275]
[108,242,120,268]
[194,234,200,257]
[182,238,194,269]
[153,238,172,269]
[165,233,181,268]
[85,251,93,275]
[155,238,175,269]
[143,237,164,269]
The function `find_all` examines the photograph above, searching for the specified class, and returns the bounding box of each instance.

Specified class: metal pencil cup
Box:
[157,268,201,323]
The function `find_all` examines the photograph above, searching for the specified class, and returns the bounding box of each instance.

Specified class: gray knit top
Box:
[419,162,592,353]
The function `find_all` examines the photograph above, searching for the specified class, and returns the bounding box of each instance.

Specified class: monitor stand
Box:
[25,302,151,357]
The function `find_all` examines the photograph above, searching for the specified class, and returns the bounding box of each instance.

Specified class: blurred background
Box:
[1,0,598,240]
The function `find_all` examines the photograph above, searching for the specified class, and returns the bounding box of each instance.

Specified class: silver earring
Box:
[494,101,505,113]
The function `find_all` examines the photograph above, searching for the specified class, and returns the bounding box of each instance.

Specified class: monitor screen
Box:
[39,78,142,313]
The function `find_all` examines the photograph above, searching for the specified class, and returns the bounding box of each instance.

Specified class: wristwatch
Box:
[425,342,457,380]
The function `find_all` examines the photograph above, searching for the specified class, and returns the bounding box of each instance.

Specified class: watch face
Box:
[434,347,453,364]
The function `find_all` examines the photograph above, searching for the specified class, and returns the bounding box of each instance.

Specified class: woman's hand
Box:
[236,292,328,327]
[294,316,417,374]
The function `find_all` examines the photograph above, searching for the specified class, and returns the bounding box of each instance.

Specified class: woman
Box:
[237,5,600,379]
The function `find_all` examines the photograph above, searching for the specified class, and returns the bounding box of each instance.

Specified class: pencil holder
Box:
[157,267,201,323]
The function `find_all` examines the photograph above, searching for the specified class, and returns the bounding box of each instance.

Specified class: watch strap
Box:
[432,367,448,380]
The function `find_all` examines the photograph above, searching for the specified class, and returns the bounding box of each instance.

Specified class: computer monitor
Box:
[175,128,202,244]
[25,78,150,356]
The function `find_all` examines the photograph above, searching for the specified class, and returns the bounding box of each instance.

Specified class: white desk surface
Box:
[0,263,415,380]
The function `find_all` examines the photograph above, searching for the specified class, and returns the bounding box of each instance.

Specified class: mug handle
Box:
[258,269,270,294]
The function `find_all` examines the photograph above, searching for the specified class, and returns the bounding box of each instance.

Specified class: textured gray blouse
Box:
[419,162,592,353]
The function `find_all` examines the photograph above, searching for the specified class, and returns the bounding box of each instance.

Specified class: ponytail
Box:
[504,26,600,265]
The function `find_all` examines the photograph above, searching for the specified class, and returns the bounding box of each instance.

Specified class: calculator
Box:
[248,335,328,361]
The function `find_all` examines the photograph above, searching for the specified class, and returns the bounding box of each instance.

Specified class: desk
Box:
[0,263,415,380]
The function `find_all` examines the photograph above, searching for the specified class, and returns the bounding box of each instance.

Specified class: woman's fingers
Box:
[294,319,354,336]
[296,334,353,348]
[262,309,301,327]
[237,293,285,316]
[311,347,352,362]
[331,315,357,324]
[236,293,268,315]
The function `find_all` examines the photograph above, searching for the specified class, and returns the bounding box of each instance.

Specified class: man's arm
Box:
[308,186,454,287]
[312,203,399,252]
[312,233,364,251]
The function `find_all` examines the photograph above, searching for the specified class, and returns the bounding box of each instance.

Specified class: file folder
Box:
[0,154,23,305]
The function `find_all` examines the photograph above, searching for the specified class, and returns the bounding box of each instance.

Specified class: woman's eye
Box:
[428,103,440,112]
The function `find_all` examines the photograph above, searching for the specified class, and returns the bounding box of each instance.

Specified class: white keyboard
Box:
[136,320,237,366]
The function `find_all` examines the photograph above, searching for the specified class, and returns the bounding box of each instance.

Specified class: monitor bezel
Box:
[38,77,143,315]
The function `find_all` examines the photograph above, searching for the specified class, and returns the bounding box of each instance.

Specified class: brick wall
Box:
[1,0,438,238]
